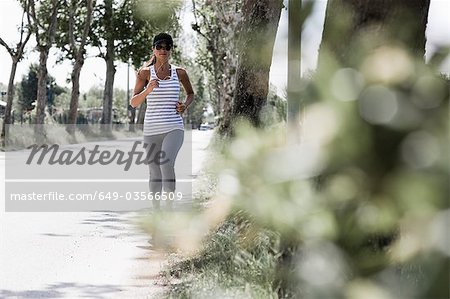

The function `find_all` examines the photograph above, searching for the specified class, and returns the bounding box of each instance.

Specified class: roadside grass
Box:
[163,211,281,299]
[152,125,284,299]
[136,158,282,299]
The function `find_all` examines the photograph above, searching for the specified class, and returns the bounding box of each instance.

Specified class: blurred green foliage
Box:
[145,52,449,298]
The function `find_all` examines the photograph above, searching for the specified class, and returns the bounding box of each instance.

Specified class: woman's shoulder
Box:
[174,66,187,77]
[137,66,150,81]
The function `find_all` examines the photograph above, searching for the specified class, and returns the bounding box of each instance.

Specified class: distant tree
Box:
[115,0,182,129]
[191,0,241,125]
[0,0,32,144]
[27,0,62,127]
[89,0,182,131]
[265,84,287,125]
[186,75,207,128]
[54,0,95,132]
[112,88,128,124]
[18,64,65,113]
[18,64,39,112]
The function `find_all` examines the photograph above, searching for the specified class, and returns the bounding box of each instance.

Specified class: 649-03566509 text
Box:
[9,191,184,201]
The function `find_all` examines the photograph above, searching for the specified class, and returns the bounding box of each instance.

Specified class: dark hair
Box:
[137,33,174,79]
[153,32,173,47]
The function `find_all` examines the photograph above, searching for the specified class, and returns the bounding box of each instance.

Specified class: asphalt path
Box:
[0,129,214,298]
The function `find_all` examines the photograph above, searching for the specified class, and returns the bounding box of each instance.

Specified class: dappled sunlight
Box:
[400,130,440,169]
[0,0,448,298]
[296,241,349,289]
[151,43,449,295]
[346,279,394,299]
[358,85,399,125]
[331,68,365,102]
[361,46,415,84]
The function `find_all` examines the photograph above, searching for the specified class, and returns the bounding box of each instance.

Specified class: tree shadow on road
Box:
[0,282,124,299]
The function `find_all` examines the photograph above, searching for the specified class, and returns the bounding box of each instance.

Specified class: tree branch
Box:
[0,38,15,57]
[16,2,32,62]
[67,0,77,55]
[79,0,95,53]
[28,0,40,45]
[46,0,61,48]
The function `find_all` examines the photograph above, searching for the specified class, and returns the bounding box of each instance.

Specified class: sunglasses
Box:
[155,44,172,51]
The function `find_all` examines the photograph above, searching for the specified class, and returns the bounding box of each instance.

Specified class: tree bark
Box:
[315,0,433,280]
[35,48,49,125]
[67,62,82,129]
[287,0,303,143]
[0,2,32,145]
[318,0,431,68]
[1,59,19,144]
[225,0,283,135]
[101,52,116,127]
[317,0,431,186]
[31,0,60,129]
[100,0,115,132]
[66,0,94,135]
[191,1,241,126]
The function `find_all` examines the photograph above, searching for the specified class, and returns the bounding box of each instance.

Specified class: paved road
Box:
[0,129,214,298]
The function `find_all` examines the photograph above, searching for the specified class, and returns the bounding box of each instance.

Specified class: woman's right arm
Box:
[130,68,159,108]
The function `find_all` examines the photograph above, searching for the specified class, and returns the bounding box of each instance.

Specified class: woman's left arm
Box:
[176,68,194,114]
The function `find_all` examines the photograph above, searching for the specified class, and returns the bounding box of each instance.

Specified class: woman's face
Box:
[153,43,172,61]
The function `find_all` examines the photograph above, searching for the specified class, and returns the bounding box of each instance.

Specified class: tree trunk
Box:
[100,0,115,132]
[101,52,115,127]
[318,0,431,187]
[318,0,431,68]
[1,58,19,143]
[32,0,60,128]
[0,3,31,145]
[314,0,433,283]
[136,101,146,130]
[225,0,283,136]
[66,0,94,136]
[67,60,83,133]
[35,47,49,125]
[128,107,136,131]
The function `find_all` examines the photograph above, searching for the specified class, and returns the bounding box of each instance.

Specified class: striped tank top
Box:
[143,64,184,136]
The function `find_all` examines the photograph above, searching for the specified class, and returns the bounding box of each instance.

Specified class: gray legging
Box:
[143,129,184,194]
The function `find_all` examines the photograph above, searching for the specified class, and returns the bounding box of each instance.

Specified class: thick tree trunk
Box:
[318,0,431,68]
[101,0,115,132]
[318,0,431,187]
[128,107,136,131]
[211,50,222,116]
[67,59,83,133]
[225,0,283,135]
[287,0,303,142]
[1,59,19,142]
[32,0,59,128]
[314,0,433,283]
[35,48,49,125]
[218,53,236,133]
[101,52,115,127]
[66,0,94,136]
[0,4,31,145]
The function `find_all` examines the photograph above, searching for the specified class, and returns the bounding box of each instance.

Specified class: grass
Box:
[160,210,281,299]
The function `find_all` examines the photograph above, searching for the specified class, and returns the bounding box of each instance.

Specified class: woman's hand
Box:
[145,79,159,93]
[176,102,187,114]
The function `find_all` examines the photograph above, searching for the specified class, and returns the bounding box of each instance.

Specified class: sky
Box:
[0,0,449,98]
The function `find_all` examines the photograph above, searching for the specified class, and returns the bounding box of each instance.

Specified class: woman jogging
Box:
[130,33,194,209]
